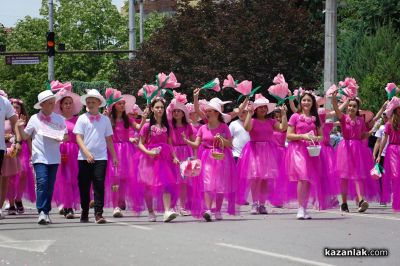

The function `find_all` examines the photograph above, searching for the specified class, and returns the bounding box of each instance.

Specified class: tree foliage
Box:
[113,0,324,105]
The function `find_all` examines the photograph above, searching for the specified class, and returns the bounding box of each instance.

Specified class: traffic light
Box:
[46,31,55,56]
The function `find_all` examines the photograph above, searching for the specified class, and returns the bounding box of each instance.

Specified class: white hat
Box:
[80,89,106,107]
[252,94,276,114]
[34,90,57,110]
[203,100,231,123]
[210,98,232,106]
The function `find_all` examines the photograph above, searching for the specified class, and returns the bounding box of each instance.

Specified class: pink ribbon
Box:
[39,113,52,123]
[89,114,101,123]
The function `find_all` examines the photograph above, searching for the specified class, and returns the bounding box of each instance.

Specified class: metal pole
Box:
[139,0,144,43]
[48,0,55,81]
[323,0,337,94]
[129,0,136,59]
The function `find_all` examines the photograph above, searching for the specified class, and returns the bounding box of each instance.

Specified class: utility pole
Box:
[129,0,136,60]
[139,0,144,44]
[323,0,337,95]
[48,0,55,81]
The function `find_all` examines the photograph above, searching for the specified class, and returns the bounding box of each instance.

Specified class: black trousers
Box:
[78,160,107,215]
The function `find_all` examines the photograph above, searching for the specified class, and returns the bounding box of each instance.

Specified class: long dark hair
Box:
[297,92,321,128]
[392,107,400,131]
[149,98,169,137]
[12,100,29,121]
[172,110,188,128]
[110,104,130,129]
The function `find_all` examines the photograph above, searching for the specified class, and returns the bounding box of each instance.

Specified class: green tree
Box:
[113,0,324,106]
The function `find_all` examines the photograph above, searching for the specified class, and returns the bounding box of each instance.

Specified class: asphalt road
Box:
[0,202,398,266]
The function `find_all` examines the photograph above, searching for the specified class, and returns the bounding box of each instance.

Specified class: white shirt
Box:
[0,96,16,151]
[73,113,113,160]
[375,125,388,156]
[229,119,250,157]
[24,112,67,164]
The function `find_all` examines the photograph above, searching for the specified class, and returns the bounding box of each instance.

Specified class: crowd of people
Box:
[0,73,399,225]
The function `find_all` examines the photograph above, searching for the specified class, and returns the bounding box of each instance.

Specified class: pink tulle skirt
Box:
[335,139,380,201]
[131,143,178,213]
[105,142,137,209]
[285,140,336,209]
[53,142,80,209]
[19,142,36,202]
[190,147,238,218]
[383,144,400,211]
[237,141,286,205]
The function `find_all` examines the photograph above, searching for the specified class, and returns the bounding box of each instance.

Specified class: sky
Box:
[0,0,126,27]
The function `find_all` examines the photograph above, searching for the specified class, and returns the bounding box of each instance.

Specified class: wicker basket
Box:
[211,135,225,160]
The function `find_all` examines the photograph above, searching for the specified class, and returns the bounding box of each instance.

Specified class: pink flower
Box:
[173,91,188,104]
[273,73,286,84]
[235,80,252,95]
[268,83,289,99]
[185,103,195,113]
[385,83,397,94]
[50,80,72,92]
[158,72,181,89]
[293,87,305,98]
[326,84,337,96]
[210,78,221,92]
[138,84,158,97]
[339,77,358,97]
[223,74,236,89]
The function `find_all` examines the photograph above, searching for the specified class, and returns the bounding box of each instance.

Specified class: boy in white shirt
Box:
[229,109,250,162]
[17,90,67,225]
[73,89,118,224]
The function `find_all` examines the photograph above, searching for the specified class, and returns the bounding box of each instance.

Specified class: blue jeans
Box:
[33,163,59,214]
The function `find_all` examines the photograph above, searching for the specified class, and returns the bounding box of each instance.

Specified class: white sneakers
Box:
[148,212,156,222]
[0,209,4,220]
[38,211,47,225]
[297,207,311,220]
[203,210,212,222]
[163,210,178,223]
[46,214,52,224]
[214,211,223,220]
[113,207,123,218]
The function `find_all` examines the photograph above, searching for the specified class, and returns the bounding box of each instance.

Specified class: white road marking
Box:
[0,240,55,253]
[216,243,335,266]
[111,221,153,231]
[321,210,400,221]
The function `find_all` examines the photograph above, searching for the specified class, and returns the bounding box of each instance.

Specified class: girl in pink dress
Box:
[167,98,196,216]
[286,92,334,219]
[135,97,180,222]
[2,120,22,216]
[184,97,238,222]
[8,99,35,213]
[332,90,380,213]
[53,86,83,219]
[237,94,287,214]
[105,90,147,218]
[377,97,400,211]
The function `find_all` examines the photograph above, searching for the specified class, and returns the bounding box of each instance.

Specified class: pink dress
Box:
[105,119,138,209]
[382,122,400,211]
[237,119,284,204]
[2,121,21,176]
[335,114,379,201]
[319,113,339,203]
[191,123,238,218]
[18,141,36,202]
[270,129,289,206]
[132,122,178,213]
[53,116,80,209]
[285,113,335,209]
